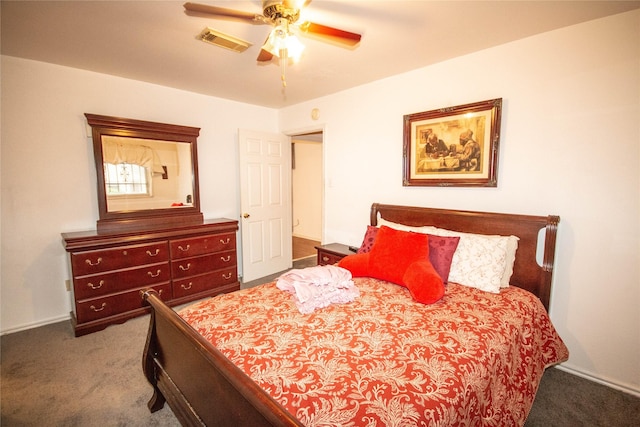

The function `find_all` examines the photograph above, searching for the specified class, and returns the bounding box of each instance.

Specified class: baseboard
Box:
[292,233,321,242]
[556,365,640,397]
[0,313,71,336]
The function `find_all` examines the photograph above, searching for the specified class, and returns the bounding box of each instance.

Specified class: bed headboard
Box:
[370,203,560,311]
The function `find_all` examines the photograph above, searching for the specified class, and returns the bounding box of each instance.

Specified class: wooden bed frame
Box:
[141,203,560,426]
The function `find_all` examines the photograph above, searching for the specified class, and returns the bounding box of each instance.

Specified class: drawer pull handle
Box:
[148,270,161,278]
[220,238,231,245]
[87,280,104,290]
[90,303,107,312]
[222,273,233,280]
[179,263,191,271]
[146,249,160,257]
[139,289,164,299]
[322,256,330,262]
[85,257,102,266]
[221,255,231,262]
[178,245,190,252]
[181,282,193,290]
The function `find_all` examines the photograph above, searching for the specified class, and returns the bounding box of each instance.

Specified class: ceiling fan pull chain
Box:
[280,49,288,87]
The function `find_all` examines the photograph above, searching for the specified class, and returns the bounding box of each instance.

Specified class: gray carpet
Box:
[1,315,177,426]
[2,261,638,426]
[525,368,639,426]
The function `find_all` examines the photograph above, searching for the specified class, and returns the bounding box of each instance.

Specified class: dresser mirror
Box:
[85,113,203,232]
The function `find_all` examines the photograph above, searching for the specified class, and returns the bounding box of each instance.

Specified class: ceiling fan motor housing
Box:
[263,2,300,24]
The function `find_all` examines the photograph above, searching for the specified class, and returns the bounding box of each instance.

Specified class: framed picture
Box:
[403,98,502,187]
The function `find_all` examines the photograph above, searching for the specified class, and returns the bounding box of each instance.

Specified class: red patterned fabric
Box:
[180,278,569,427]
[357,225,378,254]
[427,234,460,283]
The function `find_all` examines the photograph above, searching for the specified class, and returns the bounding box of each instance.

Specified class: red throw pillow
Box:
[403,260,445,304]
[357,225,379,254]
[340,226,443,305]
[426,234,460,283]
[338,253,371,277]
[368,226,430,286]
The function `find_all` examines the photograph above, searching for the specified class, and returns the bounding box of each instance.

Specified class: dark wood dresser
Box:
[62,218,239,336]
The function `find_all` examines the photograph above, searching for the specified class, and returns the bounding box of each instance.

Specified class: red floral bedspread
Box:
[179,277,568,426]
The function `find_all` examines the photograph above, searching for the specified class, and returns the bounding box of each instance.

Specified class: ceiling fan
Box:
[184,1,362,86]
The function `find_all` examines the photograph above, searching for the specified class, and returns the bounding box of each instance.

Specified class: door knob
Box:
[243,213,250,219]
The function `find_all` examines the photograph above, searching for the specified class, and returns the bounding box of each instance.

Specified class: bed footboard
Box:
[141,289,303,427]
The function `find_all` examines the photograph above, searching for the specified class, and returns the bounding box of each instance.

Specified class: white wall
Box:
[280,11,640,394]
[0,56,278,332]
[292,140,322,241]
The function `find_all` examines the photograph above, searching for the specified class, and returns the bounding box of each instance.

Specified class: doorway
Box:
[291,131,323,261]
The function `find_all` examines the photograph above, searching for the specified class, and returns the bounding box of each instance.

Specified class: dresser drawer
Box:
[317,251,345,266]
[171,250,236,279]
[75,283,171,324]
[71,241,169,276]
[172,267,238,299]
[73,262,170,300]
[170,233,235,259]
[316,244,353,266]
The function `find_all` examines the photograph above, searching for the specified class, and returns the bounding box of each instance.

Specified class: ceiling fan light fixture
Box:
[262,21,305,62]
[283,34,305,62]
[262,24,305,88]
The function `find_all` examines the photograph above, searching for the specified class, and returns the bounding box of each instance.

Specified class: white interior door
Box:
[238,129,292,283]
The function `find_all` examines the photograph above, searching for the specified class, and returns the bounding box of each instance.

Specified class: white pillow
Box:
[377,217,431,233]
[501,237,519,288]
[376,217,519,292]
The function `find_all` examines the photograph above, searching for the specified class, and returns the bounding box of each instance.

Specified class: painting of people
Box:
[403,99,502,187]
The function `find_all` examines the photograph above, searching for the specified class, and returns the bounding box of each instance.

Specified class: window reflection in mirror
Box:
[104,163,149,196]
[102,136,194,212]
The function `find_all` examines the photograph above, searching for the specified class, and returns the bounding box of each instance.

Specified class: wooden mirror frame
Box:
[85,113,203,233]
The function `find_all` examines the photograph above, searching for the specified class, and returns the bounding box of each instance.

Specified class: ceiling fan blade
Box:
[257,34,274,62]
[183,2,261,22]
[257,49,274,62]
[298,22,361,46]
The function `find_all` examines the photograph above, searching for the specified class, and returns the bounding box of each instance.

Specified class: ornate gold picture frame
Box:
[403,98,502,187]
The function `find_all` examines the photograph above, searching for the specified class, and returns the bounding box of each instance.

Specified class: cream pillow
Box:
[421,226,518,292]
[377,217,431,233]
[501,237,519,288]
[377,218,519,291]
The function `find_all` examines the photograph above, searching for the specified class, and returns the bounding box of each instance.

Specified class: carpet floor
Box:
[1,315,177,426]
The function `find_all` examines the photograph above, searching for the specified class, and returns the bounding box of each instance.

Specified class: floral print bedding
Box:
[179,277,568,426]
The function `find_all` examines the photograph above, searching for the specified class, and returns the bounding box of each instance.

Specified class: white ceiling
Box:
[2,1,639,108]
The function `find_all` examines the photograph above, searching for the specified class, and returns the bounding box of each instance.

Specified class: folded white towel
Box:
[276,265,359,314]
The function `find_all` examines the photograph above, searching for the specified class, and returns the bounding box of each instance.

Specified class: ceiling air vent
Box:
[197,27,252,53]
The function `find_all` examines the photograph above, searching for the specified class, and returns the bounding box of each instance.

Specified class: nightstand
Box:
[315,243,356,265]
